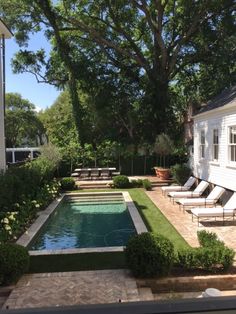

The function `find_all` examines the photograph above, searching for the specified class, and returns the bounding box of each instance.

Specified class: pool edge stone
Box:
[17,191,147,256]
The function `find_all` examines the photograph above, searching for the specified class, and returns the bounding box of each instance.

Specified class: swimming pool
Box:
[28,194,136,250]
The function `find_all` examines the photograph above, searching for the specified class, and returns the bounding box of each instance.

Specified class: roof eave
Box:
[193,100,236,118]
[0,18,13,38]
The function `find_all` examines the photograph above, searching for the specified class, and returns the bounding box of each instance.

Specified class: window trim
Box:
[228,126,236,164]
[212,128,219,162]
[199,129,205,160]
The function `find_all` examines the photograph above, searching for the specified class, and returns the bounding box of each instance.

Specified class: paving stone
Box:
[146,187,236,251]
[3,269,142,310]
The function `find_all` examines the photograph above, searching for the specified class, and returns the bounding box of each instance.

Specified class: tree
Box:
[5,93,45,147]
[0,0,235,143]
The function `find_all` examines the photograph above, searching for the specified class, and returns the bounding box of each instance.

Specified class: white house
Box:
[193,85,236,191]
[0,19,13,171]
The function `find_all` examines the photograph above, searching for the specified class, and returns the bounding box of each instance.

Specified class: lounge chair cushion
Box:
[191,192,236,218]
[178,186,225,206]
[168,181,209,198]
[191,207,234,217]
[178,198,215,206]
[161,176,196,193]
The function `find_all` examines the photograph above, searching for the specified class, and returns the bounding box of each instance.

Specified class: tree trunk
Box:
[142,80,169,141]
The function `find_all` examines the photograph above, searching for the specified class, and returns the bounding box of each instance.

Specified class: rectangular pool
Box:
[28,194,136,250]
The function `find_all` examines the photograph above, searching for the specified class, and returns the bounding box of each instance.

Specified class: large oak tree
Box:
[1,0,235,143]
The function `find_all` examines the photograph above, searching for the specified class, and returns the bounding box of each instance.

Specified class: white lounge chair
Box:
[177,186,225,211]
[191,192,236,226]
[168,180,209,203]
[161,176,196,196]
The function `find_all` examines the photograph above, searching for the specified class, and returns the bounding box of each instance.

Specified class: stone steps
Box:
[138,287,154,301]
[67,194,123,199]
[0,286,14,309]
[77,183,111,189]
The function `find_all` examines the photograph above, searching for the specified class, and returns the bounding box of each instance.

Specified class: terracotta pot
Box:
[154,167,170,180]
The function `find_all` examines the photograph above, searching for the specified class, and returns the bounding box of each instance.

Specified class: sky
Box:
[5,31,60,111]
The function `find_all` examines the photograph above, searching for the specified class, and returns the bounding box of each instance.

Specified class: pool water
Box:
[29,199,136,250]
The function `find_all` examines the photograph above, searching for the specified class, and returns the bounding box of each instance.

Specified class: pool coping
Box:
[16,191,147,256]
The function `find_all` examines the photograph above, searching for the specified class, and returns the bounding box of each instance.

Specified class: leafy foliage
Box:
[170,164,192,185]
[60,177,76,191]
[113,175,130,188]
[5,93,45,147]
[0,150,61,242]
[197,230,224,248]
[177,231,235,272]
[0,244,29,285]
[178,247,234,272]
[125,232,174,277]
[142,179,152,191]
[0,1,235,144]
[130,179,144,188]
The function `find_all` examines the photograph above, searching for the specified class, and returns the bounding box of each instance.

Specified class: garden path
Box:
[146,187,236,251]
[3,270,152,310]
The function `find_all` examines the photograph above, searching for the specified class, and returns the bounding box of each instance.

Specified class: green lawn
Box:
[128,189,189,251]
[76,188,189,251]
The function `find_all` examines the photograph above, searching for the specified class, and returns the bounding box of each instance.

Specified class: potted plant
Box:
[154,133,174,180]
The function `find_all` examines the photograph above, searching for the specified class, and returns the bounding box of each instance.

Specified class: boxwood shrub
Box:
[170,164,191,185]
[178,246,234,272]
[142,179,152,190]
[113,175,130,188]
[130,179,143,188]
[177,231,235,272]
[0,244,30,285]
[60,177,76,191]
[197,230,224,247]
[125,232,174,277]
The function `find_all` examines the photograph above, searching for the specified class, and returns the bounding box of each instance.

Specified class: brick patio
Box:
[146,187,236,251]
[3,270,144,310]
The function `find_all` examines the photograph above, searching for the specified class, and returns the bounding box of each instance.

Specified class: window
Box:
[229,126,236,163]
[200,130,205,159]
[213,129,219,161]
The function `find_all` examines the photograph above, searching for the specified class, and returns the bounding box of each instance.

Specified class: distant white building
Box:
[0,19,13,171]
[193,86,236,191]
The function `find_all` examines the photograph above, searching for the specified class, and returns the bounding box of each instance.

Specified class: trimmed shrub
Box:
[142,179,152,190]
[0,244,30,285]
[197,230,224,247]
[178,231,235,272]
[113,175,130,188]
[125,232,174,277]
[60,177,76,191]
[170,164,191,185]
[178,246,235,272]
[130,179,143,188]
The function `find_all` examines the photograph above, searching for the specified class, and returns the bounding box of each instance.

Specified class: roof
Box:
[0,18,13,38]
[195,85,236,116]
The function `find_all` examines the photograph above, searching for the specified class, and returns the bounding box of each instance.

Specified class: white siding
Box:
[193,105,236,191]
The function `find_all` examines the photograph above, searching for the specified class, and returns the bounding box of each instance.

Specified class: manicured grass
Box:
[128,189,189,251]
[75,188,189,251]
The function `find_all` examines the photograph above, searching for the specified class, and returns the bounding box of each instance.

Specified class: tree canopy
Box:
[5,93,45,147]
[1,0,235,145]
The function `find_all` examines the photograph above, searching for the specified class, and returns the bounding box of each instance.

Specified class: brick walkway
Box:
[146,187,236,250]
[3,270,147,310]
